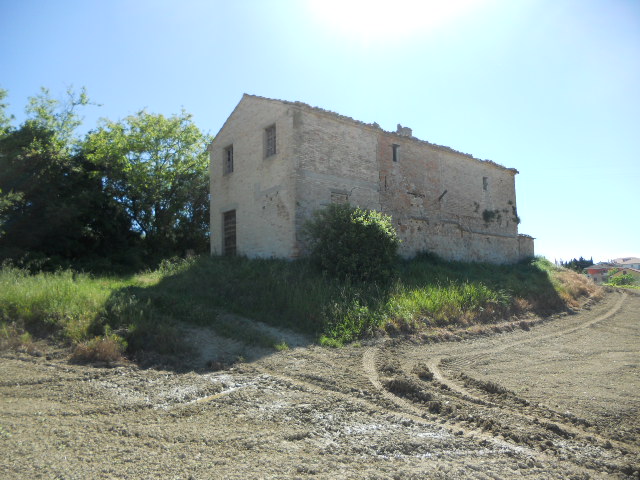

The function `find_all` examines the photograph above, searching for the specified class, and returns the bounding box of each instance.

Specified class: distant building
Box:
[609,267,640,283]
[612,257,640,270]
[208,94,534,263]
[585,263,616,284]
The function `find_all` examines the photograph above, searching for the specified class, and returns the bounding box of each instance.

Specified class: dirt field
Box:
[1,290,638,479]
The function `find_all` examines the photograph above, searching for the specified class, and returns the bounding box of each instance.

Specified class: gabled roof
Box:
[613,257,640,265]
[611,267,640,275]
[210,94,518,174]
[586,262,616,270]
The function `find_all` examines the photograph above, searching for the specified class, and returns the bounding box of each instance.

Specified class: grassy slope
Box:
[0,255,600,357]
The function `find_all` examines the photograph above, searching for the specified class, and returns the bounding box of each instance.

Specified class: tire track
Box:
[424,292,628,427]
[362,291,638,476]
[251,361,551,461]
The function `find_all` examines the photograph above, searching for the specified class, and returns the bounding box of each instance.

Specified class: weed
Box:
[319,335,342,348]
[461,373,508,395]
[380,361,402,374]
[384,377,433,403]
[412,362,434,381]
[0,321,39,354]
[71,334,126,365]
[304,204,400,282]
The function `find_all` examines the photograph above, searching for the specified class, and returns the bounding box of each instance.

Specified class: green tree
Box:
[0,88,136,270]
[0,88,13,137]
[561,256,594,272]
[304,203,400,282]
[84,110,211,257]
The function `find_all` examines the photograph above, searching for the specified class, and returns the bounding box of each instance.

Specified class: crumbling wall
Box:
[376,130,528,263]
[210,95,534,263]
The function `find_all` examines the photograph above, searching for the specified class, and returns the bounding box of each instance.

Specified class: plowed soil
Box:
[1,290,638,479]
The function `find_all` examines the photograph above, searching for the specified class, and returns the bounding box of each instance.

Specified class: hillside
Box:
[1,255,601,363]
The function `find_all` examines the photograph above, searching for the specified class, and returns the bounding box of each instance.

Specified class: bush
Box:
[304,204,400,282]
[608,273,634,286]
[71,333,126,364]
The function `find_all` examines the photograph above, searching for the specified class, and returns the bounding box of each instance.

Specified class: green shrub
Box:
[304,204,400,282]
[608,273,634,286]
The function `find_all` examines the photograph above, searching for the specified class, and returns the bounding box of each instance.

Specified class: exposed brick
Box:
[209,95,534,263]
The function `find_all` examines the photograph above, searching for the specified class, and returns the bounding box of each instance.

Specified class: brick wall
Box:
[375,130,528,263]
[210,96,534,263]
[209,96,297,258]
[292,108,381,256]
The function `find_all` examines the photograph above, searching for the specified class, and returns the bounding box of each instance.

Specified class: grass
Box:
[0,254,600,357]
[71,333,126,365]
[0,267,135,341]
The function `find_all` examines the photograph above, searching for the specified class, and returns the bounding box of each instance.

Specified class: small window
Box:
[223,210,236,255]
[482,176,488,191]
[265,125,276,157]
[224,145,234,174]
[392,144,400,162]
[331,192,348,204]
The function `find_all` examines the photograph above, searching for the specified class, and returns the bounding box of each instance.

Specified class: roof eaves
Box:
[243,94,518,174]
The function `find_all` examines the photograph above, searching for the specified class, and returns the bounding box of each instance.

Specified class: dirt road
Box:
[1,290,638,479]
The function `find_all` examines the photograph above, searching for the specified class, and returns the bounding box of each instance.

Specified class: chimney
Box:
[396,124,412,137]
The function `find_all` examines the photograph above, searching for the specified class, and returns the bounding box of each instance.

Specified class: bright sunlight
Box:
[307,0,488,46]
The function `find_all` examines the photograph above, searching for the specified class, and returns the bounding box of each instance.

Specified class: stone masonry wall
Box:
[210,95,534,263]
[209,96,297,258]
[285,102,529,263]
[291,108,381,256]
[376,130,527,263]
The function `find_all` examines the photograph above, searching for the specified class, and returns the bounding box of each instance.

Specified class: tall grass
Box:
[0,267,128,342]
[0,254,599,355]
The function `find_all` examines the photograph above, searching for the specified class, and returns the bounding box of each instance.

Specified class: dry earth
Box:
[1,290,638,479]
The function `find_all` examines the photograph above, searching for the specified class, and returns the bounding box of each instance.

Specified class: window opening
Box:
[223,210,236,255]
[331,192,348,204]
[224,145,234,174]
[392,144,400,162]
[265,125,276,157]
[482,176,488,191]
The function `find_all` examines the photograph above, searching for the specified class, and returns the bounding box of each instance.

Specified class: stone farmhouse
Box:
[208,94,534,263]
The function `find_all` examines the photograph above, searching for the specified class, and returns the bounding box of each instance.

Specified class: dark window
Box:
[483,176,488,191]
[265,125,276,157]
[392,144,399,162]
[331,192,348,204]
[224,145,234,174]
[223,210,236,255]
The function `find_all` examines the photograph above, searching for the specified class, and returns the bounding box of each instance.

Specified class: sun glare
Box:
[307,0,487,46]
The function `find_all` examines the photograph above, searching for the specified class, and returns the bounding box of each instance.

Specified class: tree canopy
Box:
[560,257,594,272]
[0,88,137,270]
[0,87,211,272]
[84,110,211,256]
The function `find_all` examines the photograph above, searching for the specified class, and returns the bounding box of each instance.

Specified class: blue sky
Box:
[1,0,638,263]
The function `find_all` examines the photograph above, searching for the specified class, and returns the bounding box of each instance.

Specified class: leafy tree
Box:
[0,88,136,270]
[304,204,400,282]
[561,256,594,272]
[0,88,13,137]
[25,87,92,149]
[84,110,211,257]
